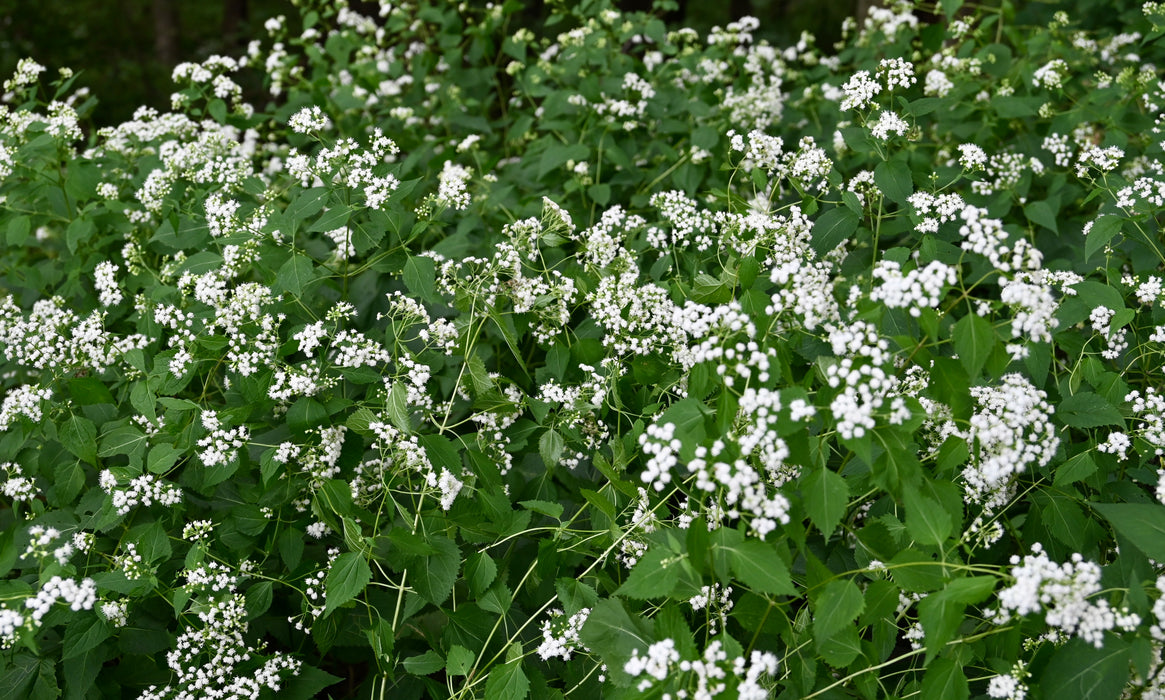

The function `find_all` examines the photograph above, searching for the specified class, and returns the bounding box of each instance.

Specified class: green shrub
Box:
[4,1,1165,698]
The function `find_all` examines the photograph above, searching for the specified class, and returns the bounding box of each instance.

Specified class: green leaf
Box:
[411,534,460,606]
[1092,503,1165,562]
[813,579,864,640]
[726,539,796,596]
[446,645,475,676]
[98,426,147,459]
[952,313,993,380]
[520,499,564,520]
[484,659,530,700]
[1058,392,1124,428]
[403,650,445,675]
[904,487,953,546]
[307,205,353,233]
[920,657,969,700]
[386,381,411,433]
[1054,452,1098,487]
[579,598,655,686]
[538,142,589,179]
[466,552,498,598]
[588,183,611,206]
[556,578,598,615]
[1024,199,1059,234]
[60,414,98,465]
[940,0,964,19]
[802,467,849,537]
[62,615,110,660]
[811,206,859,255]
[1041,636,1129,700]
[323,552,372,617]
[1084,215,1122,262]
[403,255,437,304]
[539,429,565,468]
[617,547,683,599]
[276,254,319,296]
[281,665,342,700]
[874,159,913,204]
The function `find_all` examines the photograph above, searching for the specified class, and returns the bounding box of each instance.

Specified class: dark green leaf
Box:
[1058,392,1124,429]
[814,579,864,639]
[874,159,913,204]
[324,552,372,617]
[1041,637,1129,700]
[1093,503,1165,562]
[952,313,993,380]
[1084,215,1122,262]
[802,467,849,537]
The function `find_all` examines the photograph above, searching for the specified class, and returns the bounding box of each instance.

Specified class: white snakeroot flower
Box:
[869,110,909,140]
[924,69,954,97]
[289,105,332,133]
[870,259,955,316]
[435,160,472,210]
[1033,59,1069,89]
[962,374,1058,513]
[957,143,988,170]
[0,385,52,431]
[840,70,881,111]
[94,262,123,307]
[537,607,591,660]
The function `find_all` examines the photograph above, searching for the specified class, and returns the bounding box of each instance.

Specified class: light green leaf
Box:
[276,254,319,296]
[539,429,564,468]
[1041,637,1129,700]
[920,658,969,700]
[874,159,913,204]
[727,539,796,596]
[403,650,445,676]
[811,206,859,255]
[445,645,474,676]
[61,414,98,465]
[484,659,529,700]
[411,535,460,606]
[617,547,683,599]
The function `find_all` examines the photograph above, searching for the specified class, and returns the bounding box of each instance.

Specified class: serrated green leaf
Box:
[411,535,460,606]
[1085,215,1122,262]
[904,487,953,546]
[726,539,796,596]
[802,467,849,537]
[814,579,864,640]
[1041,637,1129,700]
[1093,502,1165,562]
[539,429,564,468]
[323,552,372,617]
[1059,392,1124,428]
[484,659,529,700]
[403,650,445,675]
[811,206,859,254]
[276,254,319,296]
[874,159,913,204]
[446,645,474,676]
[61,414,98,465]
[952,313,993,380]
[920,657,969,700]
[617,547,683,599]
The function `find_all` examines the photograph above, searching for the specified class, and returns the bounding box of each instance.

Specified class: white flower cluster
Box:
[624,638,778,699]
[639,422,681,492]
[924,69,954,97]
[823,320,907,440]
[907,191,964,233]
[962,374,1058,513]
[1098,431,1131,462]
[434,160,472,210]
[1089,306,1129,360]
[0,295,148,373]
[688,439,792,539]
[1,461,36,502]
[869,110,909,140]
[1127,388,1165,455]
[94,261,123,307]
[288,105,332,133]
[351,421,464,510]
[870,259,955,317]
[286,129,400,208]
[1032,59,1069,89]
[99,470,183,515]
[1000,272,1060,344]
[0,384,52,430]
[197,410,250,468]
[594,72,656,130]
[536,607,591,661]
[689,583,734,634]
[990,543,1138,648]
[141,593,302,700]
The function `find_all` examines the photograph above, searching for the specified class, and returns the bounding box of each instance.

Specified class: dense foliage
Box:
[5,0,1165,697]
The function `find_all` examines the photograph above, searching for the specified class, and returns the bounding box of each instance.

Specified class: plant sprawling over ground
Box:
[6,0,1165,697]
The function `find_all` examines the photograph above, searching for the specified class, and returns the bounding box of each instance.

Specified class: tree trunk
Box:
[153,0,179,67]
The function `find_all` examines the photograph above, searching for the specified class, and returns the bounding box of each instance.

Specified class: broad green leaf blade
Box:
[1092,502,1165,562]
[802,467,849,537]
[579,598,656,687]
[811,206,859,255]
[616,547,682,599]
[727,539,796,596]
[1041,637,1129,700]
[874,159,913,204]
[1058,392,1124,428]
[60,413,98,465]
[1084,215,1122,262]
[952,313,993,380]
[484,659,530,700]
[904,487,953,546]
[920,657,969,700]
[411,535,460,606]
[813,579,864,640]
[324,552,372,617]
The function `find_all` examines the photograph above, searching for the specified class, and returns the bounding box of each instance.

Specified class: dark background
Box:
[0,0,1145,127]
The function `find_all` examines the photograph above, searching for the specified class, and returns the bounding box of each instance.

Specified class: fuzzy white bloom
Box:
[434,160,472,210]
[94,262,123,307]
[289,105,332,133]
[869,110,909,140]
[924,69,954,97]
[1032,59,1069,89]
